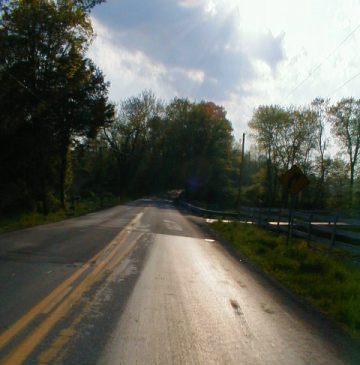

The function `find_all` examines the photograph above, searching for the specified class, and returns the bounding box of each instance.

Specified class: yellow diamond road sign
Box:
[280,165,309,194]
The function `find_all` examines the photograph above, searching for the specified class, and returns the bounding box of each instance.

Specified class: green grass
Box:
[0,195,128,234]
[210,221,360,341]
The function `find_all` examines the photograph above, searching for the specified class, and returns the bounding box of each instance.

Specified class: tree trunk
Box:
[313,162,325,208]
[59,155,66,209]
[59,134,70,209]
[267,148,273,206]
[350,160,355,207]
[41,178,49,216]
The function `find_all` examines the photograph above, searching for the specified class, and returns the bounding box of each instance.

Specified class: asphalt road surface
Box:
[0,199,359,365]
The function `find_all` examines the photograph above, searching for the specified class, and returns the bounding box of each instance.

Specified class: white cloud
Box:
[89,0,360,139]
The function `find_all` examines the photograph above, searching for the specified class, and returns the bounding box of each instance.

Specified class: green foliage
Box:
[0,0,114,214]
[98,94,235,207]
[211,221,360,340]
[329,98,360,206]
[168,101,234,205]
[247,98,360,211]
[326,158,351,209]
[248,104,317,207]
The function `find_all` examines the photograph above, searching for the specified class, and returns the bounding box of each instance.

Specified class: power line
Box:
[287,22,360,97]
[326,70,360,98]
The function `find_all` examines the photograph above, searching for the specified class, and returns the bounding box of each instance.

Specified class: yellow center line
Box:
[36,233,145,365]
[3,228,134,365]
[0,257,94,350]
[41,286,73,315]
[37,302,89,365]
[0,211,144,360]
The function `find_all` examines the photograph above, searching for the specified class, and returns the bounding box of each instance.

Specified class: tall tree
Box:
[166,101,234,205]
[0,0,113,212]
[329,98,360,206]
[311,98,330,207]
[249,105,288,204]
[103,90,164,194]
[249,105,317,206]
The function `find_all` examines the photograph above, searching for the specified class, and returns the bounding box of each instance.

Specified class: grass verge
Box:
[210,221,360,341]
[0,195,128,234]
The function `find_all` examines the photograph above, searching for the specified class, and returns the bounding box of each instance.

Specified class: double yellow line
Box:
[0,211,144,365]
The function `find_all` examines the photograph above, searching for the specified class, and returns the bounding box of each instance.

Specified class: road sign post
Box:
[286,195,296,245]
[280,165,309,245]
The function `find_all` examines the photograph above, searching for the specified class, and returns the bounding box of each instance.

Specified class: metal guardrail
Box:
[178,201,360,255]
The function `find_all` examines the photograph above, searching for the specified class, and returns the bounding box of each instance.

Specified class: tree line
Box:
[71,94,360,213]
[1,1,359,218]
[72,92,236,208]
[247,98,360,211]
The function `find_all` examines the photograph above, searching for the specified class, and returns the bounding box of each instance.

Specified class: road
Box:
[0,199,359,364]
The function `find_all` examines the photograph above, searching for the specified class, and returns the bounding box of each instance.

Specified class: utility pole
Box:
[236,133,245,210]
[241,132,245,165]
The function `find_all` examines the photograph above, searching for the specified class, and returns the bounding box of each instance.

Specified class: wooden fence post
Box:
[330,215,338,249]
[258,208,262,226]
[286,195,295,245]
[244,208,249,224]
[267,207,271,228]
[289,209,294,243]
[307,212,313,244]
[277,208,282,232]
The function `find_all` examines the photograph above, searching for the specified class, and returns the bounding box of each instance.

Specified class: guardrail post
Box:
[286,195,295,245]
[266,207,271,227]
[240,209,243,223]
[250,208,254,224]
[307,212,313,243]
[277,208,282,232]
[258,208,262,226]
[288,209,294,244]
[330,215,338,249]
[244,208,249,224]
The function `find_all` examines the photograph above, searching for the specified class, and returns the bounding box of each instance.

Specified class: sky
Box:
[89,0,360,140]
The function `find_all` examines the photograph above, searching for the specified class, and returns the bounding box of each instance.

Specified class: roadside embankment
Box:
[0,195,128,234]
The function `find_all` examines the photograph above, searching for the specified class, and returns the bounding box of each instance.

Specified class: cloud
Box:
[90,0,286,101]
[250,31,286,72]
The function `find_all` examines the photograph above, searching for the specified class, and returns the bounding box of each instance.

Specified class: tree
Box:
[325,157,350,209]
[0,0,113,213]
[163,98,193,188]
[249,105,288,205]
[103,90,165,194]
[274,107,316,173]
[311,98,330,207]
[54,58,114,207]
[166,101,234,205]
[249,105,317,207]
[329,98,360,206]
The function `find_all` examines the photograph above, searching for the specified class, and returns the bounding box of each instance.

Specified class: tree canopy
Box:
[0,0,114,213]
